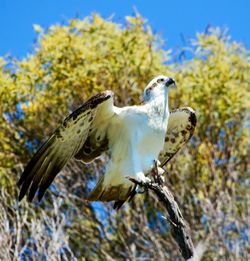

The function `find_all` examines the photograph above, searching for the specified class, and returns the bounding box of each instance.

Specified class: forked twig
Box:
[128,165,194,260]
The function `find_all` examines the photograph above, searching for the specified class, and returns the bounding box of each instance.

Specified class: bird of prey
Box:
[18,75,196,209]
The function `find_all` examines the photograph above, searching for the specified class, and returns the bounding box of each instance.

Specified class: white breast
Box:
[104,104,168,186]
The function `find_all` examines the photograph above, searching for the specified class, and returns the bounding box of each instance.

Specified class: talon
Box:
[136,172,151,184]
[143,177,151,183]
[157,167,165,176]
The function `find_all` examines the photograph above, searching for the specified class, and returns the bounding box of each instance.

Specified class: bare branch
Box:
[128,164,194,260]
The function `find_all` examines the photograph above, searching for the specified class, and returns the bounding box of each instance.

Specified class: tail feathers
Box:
[87,175,105,201]
[113,184,137,210]
[87,176,136,206]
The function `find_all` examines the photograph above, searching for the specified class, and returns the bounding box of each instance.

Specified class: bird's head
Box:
[143,75,176,102]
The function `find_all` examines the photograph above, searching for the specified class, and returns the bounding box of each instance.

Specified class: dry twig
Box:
[128,163,194,260]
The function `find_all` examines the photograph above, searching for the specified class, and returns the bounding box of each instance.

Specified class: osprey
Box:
[18,75,196,209]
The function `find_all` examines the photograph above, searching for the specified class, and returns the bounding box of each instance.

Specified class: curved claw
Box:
[126,175,152,193]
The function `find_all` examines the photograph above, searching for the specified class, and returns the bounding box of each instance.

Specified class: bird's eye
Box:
[157,78,164,83]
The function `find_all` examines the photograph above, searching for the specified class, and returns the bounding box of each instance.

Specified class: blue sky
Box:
[1,0,250,59]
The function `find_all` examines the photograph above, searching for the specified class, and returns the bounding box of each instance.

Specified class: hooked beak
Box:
[165,78,176,88]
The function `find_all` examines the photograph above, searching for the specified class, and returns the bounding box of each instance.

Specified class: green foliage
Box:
[0,14,249,260]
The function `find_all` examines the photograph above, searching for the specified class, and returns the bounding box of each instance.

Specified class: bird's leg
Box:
[136,171,151,184]
[134,171,151,194]
[126,171,152,194]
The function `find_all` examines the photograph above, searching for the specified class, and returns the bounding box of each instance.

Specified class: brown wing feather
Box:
[159,107,197,167]
[18,91,114,202]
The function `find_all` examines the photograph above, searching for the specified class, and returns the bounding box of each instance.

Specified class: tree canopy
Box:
[0,14,249,260]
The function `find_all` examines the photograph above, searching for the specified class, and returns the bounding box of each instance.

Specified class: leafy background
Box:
[0,13,249,260]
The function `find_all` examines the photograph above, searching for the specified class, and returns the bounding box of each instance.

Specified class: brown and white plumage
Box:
[18,76,196,209]
[159,107,197,167]
[18,91,115,201]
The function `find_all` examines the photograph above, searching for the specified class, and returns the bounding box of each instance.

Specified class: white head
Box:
[143,75,176,102]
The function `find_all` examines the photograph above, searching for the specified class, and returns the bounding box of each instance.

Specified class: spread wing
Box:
[18,91,115,202]
[159,107,197,167]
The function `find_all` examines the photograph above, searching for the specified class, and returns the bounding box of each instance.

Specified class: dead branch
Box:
[128,164,194,260]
